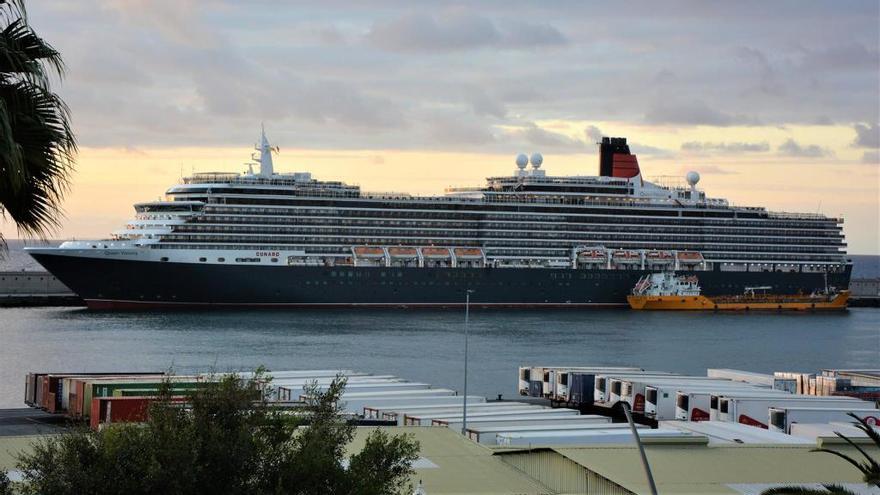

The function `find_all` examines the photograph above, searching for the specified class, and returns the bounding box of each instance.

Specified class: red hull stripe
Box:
[84,299,629,310]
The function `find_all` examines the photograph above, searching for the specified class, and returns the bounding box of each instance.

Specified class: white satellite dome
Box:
[515,153,529,169]
[686,171,700,187]
[530,152,543,168]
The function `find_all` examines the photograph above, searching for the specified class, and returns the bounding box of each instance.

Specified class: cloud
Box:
[777,139,833,158]
[503,122,584,152]
[584,125,603,142]
[734,47,783,95]
[681,141,770,153]
[853,123,880,148]
[644,100,756,127]
[367,11,567,53]
[862,150,879,164]
[678,164,738,175]
[798,43,880,72]
[465,88,506,118]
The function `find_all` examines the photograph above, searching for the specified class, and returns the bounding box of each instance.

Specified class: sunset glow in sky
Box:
[3,1,878,253]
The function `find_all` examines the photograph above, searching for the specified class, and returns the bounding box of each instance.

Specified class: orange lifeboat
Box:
[612,250,641,263]
[454,248,484,259]
[646,251,674,262]
[677,251,704,263]
[577,249,606,262]
[353,246,385,257]
[421,247,452,258]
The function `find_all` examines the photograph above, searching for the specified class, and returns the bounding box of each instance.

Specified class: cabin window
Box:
[160,257,169,262]
[218,258,225,262]
[199,257,207,262]
[271,258,278,263]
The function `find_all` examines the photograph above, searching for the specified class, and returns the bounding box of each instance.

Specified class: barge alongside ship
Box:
[27,131,851,309]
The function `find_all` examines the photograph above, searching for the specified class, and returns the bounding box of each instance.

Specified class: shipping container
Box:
[768,406,880,434]
[719,395,872,428]
[70,376,202,419]
[90,395,189,430]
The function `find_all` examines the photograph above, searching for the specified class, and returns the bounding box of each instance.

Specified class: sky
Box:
[3,0,879,254]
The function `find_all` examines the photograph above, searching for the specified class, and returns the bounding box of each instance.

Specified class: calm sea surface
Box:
[1,307,878,408]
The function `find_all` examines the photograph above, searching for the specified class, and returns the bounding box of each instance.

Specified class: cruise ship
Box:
[27,130,851,309]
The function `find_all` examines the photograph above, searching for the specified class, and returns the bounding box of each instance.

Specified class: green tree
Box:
[0,0,76,251]
[16,370,420,495]
[760,413,880,495]
[0,470,11,495]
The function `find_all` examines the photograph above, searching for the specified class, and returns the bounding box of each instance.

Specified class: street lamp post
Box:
[461,289,473,436]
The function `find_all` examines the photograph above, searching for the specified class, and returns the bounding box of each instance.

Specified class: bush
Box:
[15,370,419,495]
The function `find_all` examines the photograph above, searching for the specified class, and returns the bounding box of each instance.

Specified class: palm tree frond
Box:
[0,18,65,83]
[760,485,857,495]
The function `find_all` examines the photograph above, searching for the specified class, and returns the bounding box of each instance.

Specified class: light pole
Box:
[461,289,474,436]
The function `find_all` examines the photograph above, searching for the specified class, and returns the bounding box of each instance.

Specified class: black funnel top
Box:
[599,137,631,177]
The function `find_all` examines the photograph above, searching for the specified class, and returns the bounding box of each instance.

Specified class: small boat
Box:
[627,272,849,311]
[387,247,418,258]
[421,247,452,258]
[453,248,484,259]
[353,246,385,257]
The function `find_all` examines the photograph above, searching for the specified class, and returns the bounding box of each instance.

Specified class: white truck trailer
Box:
[719,395,872,428]
[768,406,880,433]
[644,382,768,421]
[466,421,618,444]
[406,407,579,426]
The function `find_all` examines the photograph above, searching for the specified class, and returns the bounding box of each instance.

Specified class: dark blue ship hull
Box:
[30,253,852,310]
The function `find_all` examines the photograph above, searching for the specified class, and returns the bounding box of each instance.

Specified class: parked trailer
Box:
[320,389,458,413]
[274,377,406,400]
[674,388,788,421]
[661,420,813,445]
[494,428,691,447]
[548,367,643,401]
[404,406,552,425]
[788,422,878,442]
[620,377,747,414]
[595,372,676,407]
[368,402,530,424]
[361,397,486,417]
[644,383,768,421]
[708,368,796,392]
[436,414,607,430]
[406,408,578,426]
[694,390,793,421]
[234,370,361,379]
[468,421,622,444]
[719,396,872,428]
[769,406,880,434]
[292,382,431,397]
[549,367,643,402]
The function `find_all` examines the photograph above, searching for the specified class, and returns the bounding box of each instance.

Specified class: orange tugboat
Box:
[627,272,849,311]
